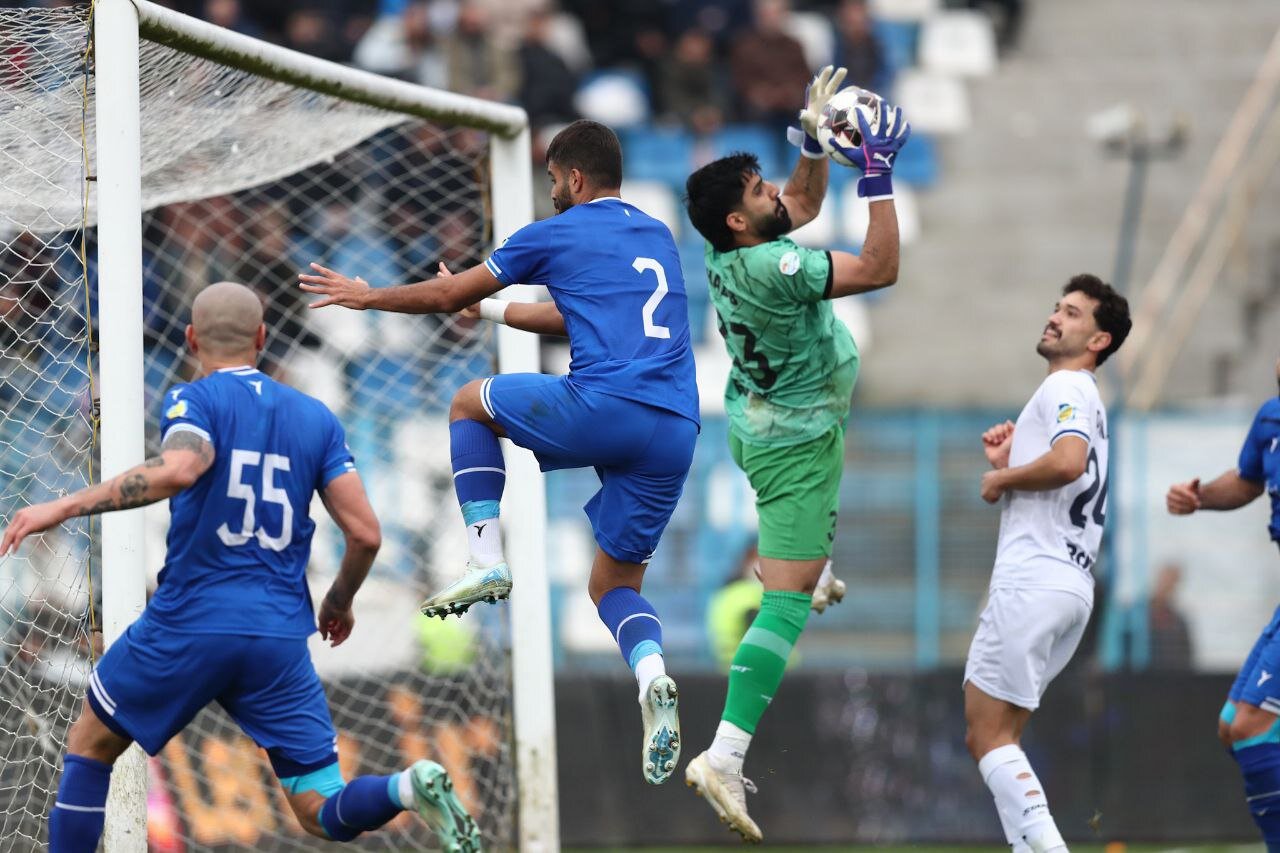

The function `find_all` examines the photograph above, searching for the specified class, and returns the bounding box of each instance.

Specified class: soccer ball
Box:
[816,86,883,167]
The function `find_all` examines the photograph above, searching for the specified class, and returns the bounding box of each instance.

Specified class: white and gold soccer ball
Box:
[816,86,883,167]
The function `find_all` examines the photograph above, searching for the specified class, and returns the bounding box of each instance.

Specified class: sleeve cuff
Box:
[1050,428,1090,445]
[857,174,893,199]
[484,256,511,284]
[162,423,212,444]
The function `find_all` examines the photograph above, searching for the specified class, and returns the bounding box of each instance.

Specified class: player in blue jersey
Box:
[300,119,698,785]
[0,282,480,852]
[1167,358,1280,850]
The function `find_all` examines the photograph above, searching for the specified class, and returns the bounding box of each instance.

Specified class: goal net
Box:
[0,4,541,850]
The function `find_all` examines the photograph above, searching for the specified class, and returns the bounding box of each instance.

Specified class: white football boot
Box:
[640,675,681,784]
[420,561,512,619]
[408,760,483,852]
[684,750,762,844]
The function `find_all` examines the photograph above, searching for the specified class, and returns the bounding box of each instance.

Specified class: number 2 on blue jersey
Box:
[216,449,294,551]
[634,256,671,339]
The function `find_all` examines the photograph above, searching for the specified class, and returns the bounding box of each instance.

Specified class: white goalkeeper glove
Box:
[790,66,848,158]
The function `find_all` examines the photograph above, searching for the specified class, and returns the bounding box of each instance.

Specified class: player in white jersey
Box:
[965,274,1131,853]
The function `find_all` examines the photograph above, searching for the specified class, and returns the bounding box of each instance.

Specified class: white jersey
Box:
[991,369,1108,604]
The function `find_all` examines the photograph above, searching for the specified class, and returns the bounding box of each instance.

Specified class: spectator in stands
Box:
[201,0,264,38]
[228,200,321,378]
[729,0,813,131]
[832,0,889,93]
[658,28,728,136]
[1148,562,1194,670]
[446,0,518,101]
[516,7,580,126]
[283,5,351,63]
[353,0,450,89]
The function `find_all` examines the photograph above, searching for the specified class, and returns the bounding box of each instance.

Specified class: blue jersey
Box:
[484,197,700,426]
[1238,396,1280,542]
[148,367,355,638]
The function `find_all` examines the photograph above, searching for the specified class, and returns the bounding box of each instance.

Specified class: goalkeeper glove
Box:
[787,64,848,159]
[828,104,911,200]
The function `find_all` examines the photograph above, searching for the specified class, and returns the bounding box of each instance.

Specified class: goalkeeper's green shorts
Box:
[729,424,844,561]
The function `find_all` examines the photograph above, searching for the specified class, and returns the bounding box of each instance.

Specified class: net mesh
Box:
[0,7,517,850]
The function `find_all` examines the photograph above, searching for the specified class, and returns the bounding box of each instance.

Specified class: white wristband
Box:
[478,298,508,325]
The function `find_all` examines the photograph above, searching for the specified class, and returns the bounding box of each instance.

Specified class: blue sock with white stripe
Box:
[49,754,111,852]
[1233,730,1280,850]
[450,419,505,566]
[597,587,666,699]
[318,773,409,842]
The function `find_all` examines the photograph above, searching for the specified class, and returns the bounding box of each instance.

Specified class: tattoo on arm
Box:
[161,430,215,466]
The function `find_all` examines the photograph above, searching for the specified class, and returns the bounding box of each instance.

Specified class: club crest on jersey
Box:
[165,399,188,419]
[1056,404,1074,423]
[778,251,801,276]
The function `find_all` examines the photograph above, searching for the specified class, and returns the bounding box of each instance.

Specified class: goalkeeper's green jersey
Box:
[705,236,859,447]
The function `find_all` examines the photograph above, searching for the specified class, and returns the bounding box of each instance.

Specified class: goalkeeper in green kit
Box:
[682,66,910,842]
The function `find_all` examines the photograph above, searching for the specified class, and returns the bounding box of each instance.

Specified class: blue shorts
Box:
[88,615,338,778]
[1230,604,1280,715]
[481,373,697,563]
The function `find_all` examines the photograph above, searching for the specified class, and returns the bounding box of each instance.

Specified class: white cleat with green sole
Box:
[408,759,482,852]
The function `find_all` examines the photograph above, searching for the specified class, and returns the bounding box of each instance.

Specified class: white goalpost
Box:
[0,0,557,849]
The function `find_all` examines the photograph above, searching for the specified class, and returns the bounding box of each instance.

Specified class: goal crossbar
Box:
[132,0,528,137]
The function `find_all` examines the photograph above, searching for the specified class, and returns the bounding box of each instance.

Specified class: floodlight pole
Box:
[1095,115,1185,674]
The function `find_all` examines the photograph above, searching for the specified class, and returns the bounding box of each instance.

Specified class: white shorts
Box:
[963,587,1091,711]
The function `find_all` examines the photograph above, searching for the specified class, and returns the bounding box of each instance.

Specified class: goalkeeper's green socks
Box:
[709,590,811,772]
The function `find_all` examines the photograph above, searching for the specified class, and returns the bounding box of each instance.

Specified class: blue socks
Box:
[318,773,407,842]
[451,419,505,513]
[1234,738,1280,850]
[49,754,111,852]
[597,587,666,695]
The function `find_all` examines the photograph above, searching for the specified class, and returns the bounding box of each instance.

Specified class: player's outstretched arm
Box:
[463,299,568,336]
[0,431,214,555]
[299,260,503,315]
[1166,470,1264,515]
[980,435,1088,503]
[316,471,382,647]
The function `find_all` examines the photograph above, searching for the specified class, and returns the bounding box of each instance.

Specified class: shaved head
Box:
[189,281,264,362]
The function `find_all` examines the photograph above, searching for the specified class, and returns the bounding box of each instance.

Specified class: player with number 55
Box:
[301,120,699,788]
[966,275,1131,853]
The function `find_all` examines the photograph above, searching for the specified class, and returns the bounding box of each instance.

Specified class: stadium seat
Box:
[574,70,650,129]
[919,9,998,77]
[621,180,682,240]
[710,125,782,180]
[893,130,939,187]
[893,69,970,134]
[873,18,920,77]
[621,126,694,187]
[679,242,711,344]
[786,11,837,69]
[869,0,940,21]
[841,184,921,246]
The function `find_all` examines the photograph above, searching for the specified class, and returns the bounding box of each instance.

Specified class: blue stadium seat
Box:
[710,124,783,179]
[893,130,937,186]
[874,18,920,76]
[621,127,694,188]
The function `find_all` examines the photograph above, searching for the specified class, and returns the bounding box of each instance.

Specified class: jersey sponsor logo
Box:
[1057,403,1074,423]
[249,380,263,396]
[165,399,189,419]
[778,251,801,276]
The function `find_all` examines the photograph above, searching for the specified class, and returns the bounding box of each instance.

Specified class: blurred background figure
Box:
[729,0,812,130]
[1148,562,1194,670]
